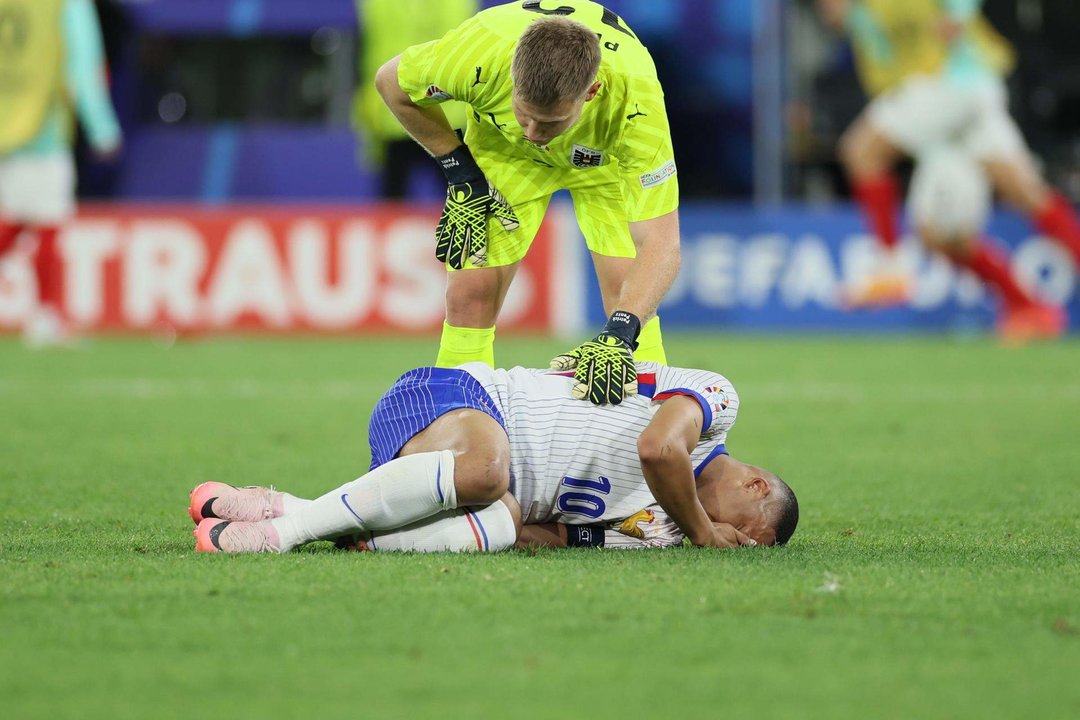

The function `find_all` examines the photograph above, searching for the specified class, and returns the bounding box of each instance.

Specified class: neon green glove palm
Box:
[551,311,644,405]
[435,182,518,268]
[435,145,518,269]
[550,333,638,405]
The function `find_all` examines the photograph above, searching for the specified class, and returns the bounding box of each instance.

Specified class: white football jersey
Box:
[603,505,685,549]
[461,362,739,526]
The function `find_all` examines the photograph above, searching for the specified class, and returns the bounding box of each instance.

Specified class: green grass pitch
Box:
[1,333,1078,719]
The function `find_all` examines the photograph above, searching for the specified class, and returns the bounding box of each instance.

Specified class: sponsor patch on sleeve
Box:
[703,385,730,413]
[425,84,453,101]
[639,160,677,188]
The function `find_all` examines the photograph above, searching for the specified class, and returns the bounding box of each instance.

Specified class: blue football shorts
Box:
[367,367,505,470]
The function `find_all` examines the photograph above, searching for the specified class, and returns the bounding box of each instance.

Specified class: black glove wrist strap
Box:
[435,144,484,185]
[601,310,641,350]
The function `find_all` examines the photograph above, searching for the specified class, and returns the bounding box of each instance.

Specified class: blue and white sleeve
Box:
[653,366,740,438]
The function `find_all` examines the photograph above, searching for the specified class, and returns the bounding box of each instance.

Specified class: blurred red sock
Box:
[852,173,900,248]
[0,221,24,257]
[1033,191,1080,263]
[955,242,1034,310]
[33,227,62,310]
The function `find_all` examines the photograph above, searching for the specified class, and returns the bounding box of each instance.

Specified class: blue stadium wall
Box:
[582,205,1079,333]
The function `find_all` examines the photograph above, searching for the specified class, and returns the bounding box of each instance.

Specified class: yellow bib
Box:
[0,0,64,153]
[853,0,1014,97]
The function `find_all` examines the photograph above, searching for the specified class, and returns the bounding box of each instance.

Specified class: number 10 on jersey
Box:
[556,475,613,519]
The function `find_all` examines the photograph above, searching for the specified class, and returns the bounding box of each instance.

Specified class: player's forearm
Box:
[64,0,121,152]
[638,451,712,546]
[374,56,461,157]
[617,211,681,321]
[516,523,568,549]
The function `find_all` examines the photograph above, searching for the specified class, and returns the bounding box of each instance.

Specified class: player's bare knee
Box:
[454,452,510,504]
[445,270,507,328]
[920,223,976,259]
[839,121,875,172]
[982,157,1049,214]
[838,128,862,173]
[477,454,511,501]
[918,224,948,251]
[841,120,897,177]
[445,290,499,328]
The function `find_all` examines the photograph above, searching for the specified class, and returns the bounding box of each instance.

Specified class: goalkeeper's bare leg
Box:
[195,409,513,553]
[435,263,520,368]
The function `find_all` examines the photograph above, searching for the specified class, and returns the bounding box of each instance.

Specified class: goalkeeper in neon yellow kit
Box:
[375,0,681,405]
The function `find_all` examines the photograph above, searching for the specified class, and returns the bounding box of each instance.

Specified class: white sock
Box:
[278,492,311,515]
[368,501,517,553]
[271,450,456,551]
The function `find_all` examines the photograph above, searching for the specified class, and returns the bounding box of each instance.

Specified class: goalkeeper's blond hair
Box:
[511,18,601,106]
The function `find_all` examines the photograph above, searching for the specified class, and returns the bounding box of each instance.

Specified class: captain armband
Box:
[566,524,606,548]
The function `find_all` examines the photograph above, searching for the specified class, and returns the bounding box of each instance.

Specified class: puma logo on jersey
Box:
[571,144,604,168]
[488,113,507,130]
[626,104,647,121]
[472,66,486,87]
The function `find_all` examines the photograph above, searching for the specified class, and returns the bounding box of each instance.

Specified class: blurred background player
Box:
[820,0,1078,340]
[375,1,682,404]
[351,0,476,199]
[905,144,1063,341]
[0,0,122,347]
[189,361,798,553]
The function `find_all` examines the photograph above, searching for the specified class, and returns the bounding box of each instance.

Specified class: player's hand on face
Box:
[551,311,642,405]
[697,522,756,549]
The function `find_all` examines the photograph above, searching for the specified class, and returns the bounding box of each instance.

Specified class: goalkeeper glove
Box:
[434,145,519,269]
[550,311,641,405]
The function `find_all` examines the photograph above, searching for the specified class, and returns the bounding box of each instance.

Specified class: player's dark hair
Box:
[512,18,601,106]
[769,474,799,546]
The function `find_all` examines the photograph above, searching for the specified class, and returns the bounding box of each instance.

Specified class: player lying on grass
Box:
[188,362,799,553]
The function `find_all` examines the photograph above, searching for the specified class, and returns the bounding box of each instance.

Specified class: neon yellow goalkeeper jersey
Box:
[397,0,678,223]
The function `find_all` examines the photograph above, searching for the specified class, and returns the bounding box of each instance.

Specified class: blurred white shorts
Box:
[908,145,991,240]
[869,75,1027,162]
[0,153,76,225]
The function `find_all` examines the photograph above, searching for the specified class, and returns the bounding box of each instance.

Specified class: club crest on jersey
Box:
[425,84,453,101]
[571,144,604,168]
[704,386,729,413]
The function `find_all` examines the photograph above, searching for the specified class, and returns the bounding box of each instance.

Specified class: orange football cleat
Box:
[997,303,1067,345]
